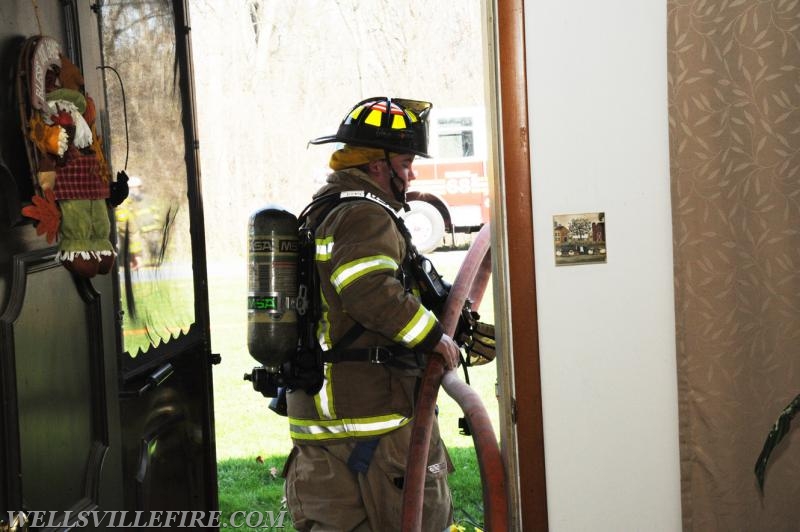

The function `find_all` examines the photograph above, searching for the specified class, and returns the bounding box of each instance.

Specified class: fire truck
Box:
[402,107,490,252]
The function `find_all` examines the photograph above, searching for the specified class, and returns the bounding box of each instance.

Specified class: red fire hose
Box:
[401,224,508,531]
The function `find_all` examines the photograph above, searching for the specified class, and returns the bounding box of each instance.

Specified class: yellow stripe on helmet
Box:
[365,109,383,127]
[350,106,364,120]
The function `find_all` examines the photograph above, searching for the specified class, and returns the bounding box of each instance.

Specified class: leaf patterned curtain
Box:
[668,1,800,529]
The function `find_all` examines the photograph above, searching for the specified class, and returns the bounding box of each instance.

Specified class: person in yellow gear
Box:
[283,97,461,531]
[114,176,144,270]
[114,176,166,269]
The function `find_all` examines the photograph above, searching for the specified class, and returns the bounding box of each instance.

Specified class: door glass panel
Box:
[99,1,195,356]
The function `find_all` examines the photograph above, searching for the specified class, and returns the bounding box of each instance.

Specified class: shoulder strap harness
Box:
[293,191,448,374]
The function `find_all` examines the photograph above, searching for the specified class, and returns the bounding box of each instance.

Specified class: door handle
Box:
[120,363,174,397]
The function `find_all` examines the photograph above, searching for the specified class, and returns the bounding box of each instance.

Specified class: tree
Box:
[568,217,592,240]
[187,0,486,259]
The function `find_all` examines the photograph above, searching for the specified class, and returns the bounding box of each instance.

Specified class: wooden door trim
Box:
[496,0,549,529]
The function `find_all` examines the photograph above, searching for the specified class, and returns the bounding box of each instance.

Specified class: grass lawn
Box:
[209,251,497,531]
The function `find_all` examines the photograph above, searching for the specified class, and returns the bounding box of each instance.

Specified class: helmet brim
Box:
[308,135,431,158]
[307,135,339,146]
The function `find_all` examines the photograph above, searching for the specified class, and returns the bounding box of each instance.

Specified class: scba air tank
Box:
[247,205,299,371]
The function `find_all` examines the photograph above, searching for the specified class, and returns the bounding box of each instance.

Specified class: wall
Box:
[524,1,682,529]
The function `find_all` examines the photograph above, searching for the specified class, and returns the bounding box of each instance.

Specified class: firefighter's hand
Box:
[433,334,460,371]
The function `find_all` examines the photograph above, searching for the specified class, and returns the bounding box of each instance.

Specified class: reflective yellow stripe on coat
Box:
[330,254,398,293]
[393,305,437,348]
[314,362,336,419]
[289,414,411,441]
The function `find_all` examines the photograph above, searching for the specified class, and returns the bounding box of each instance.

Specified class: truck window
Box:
[436,116,475,158]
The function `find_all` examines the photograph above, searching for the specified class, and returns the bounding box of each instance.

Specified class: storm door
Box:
[97,0,219,517]
[0,0,218,528]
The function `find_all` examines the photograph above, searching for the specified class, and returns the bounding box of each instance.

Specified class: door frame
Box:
[489,0,548,529]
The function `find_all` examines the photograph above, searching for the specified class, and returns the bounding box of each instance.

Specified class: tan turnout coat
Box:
[286,168,444,444]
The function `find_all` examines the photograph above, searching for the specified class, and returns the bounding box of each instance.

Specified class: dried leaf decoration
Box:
[754,393,800,493]
[21,188,61,244]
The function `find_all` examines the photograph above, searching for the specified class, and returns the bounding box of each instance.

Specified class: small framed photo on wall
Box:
[553,212,606,266]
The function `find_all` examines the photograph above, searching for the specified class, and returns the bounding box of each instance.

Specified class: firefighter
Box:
[114,176,165,268]
[283,97,460,531]
[114,176,144,270]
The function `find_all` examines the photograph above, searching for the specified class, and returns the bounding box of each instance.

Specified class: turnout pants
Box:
[284,421,454,532]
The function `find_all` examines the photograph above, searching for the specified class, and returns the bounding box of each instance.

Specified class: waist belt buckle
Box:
[369,346,392,364]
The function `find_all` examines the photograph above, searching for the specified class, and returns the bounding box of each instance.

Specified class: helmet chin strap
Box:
[384,149,408,208]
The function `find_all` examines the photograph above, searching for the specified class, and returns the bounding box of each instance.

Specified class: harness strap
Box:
[321,345,417,364]
[299,190,417,253]
[334,321,366,351]
[301,190,422,362]
[347,438,381,474]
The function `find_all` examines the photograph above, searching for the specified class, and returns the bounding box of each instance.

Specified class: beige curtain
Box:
[668,1,800,530]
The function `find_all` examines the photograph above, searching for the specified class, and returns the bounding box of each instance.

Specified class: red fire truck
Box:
[402,107,490,252]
